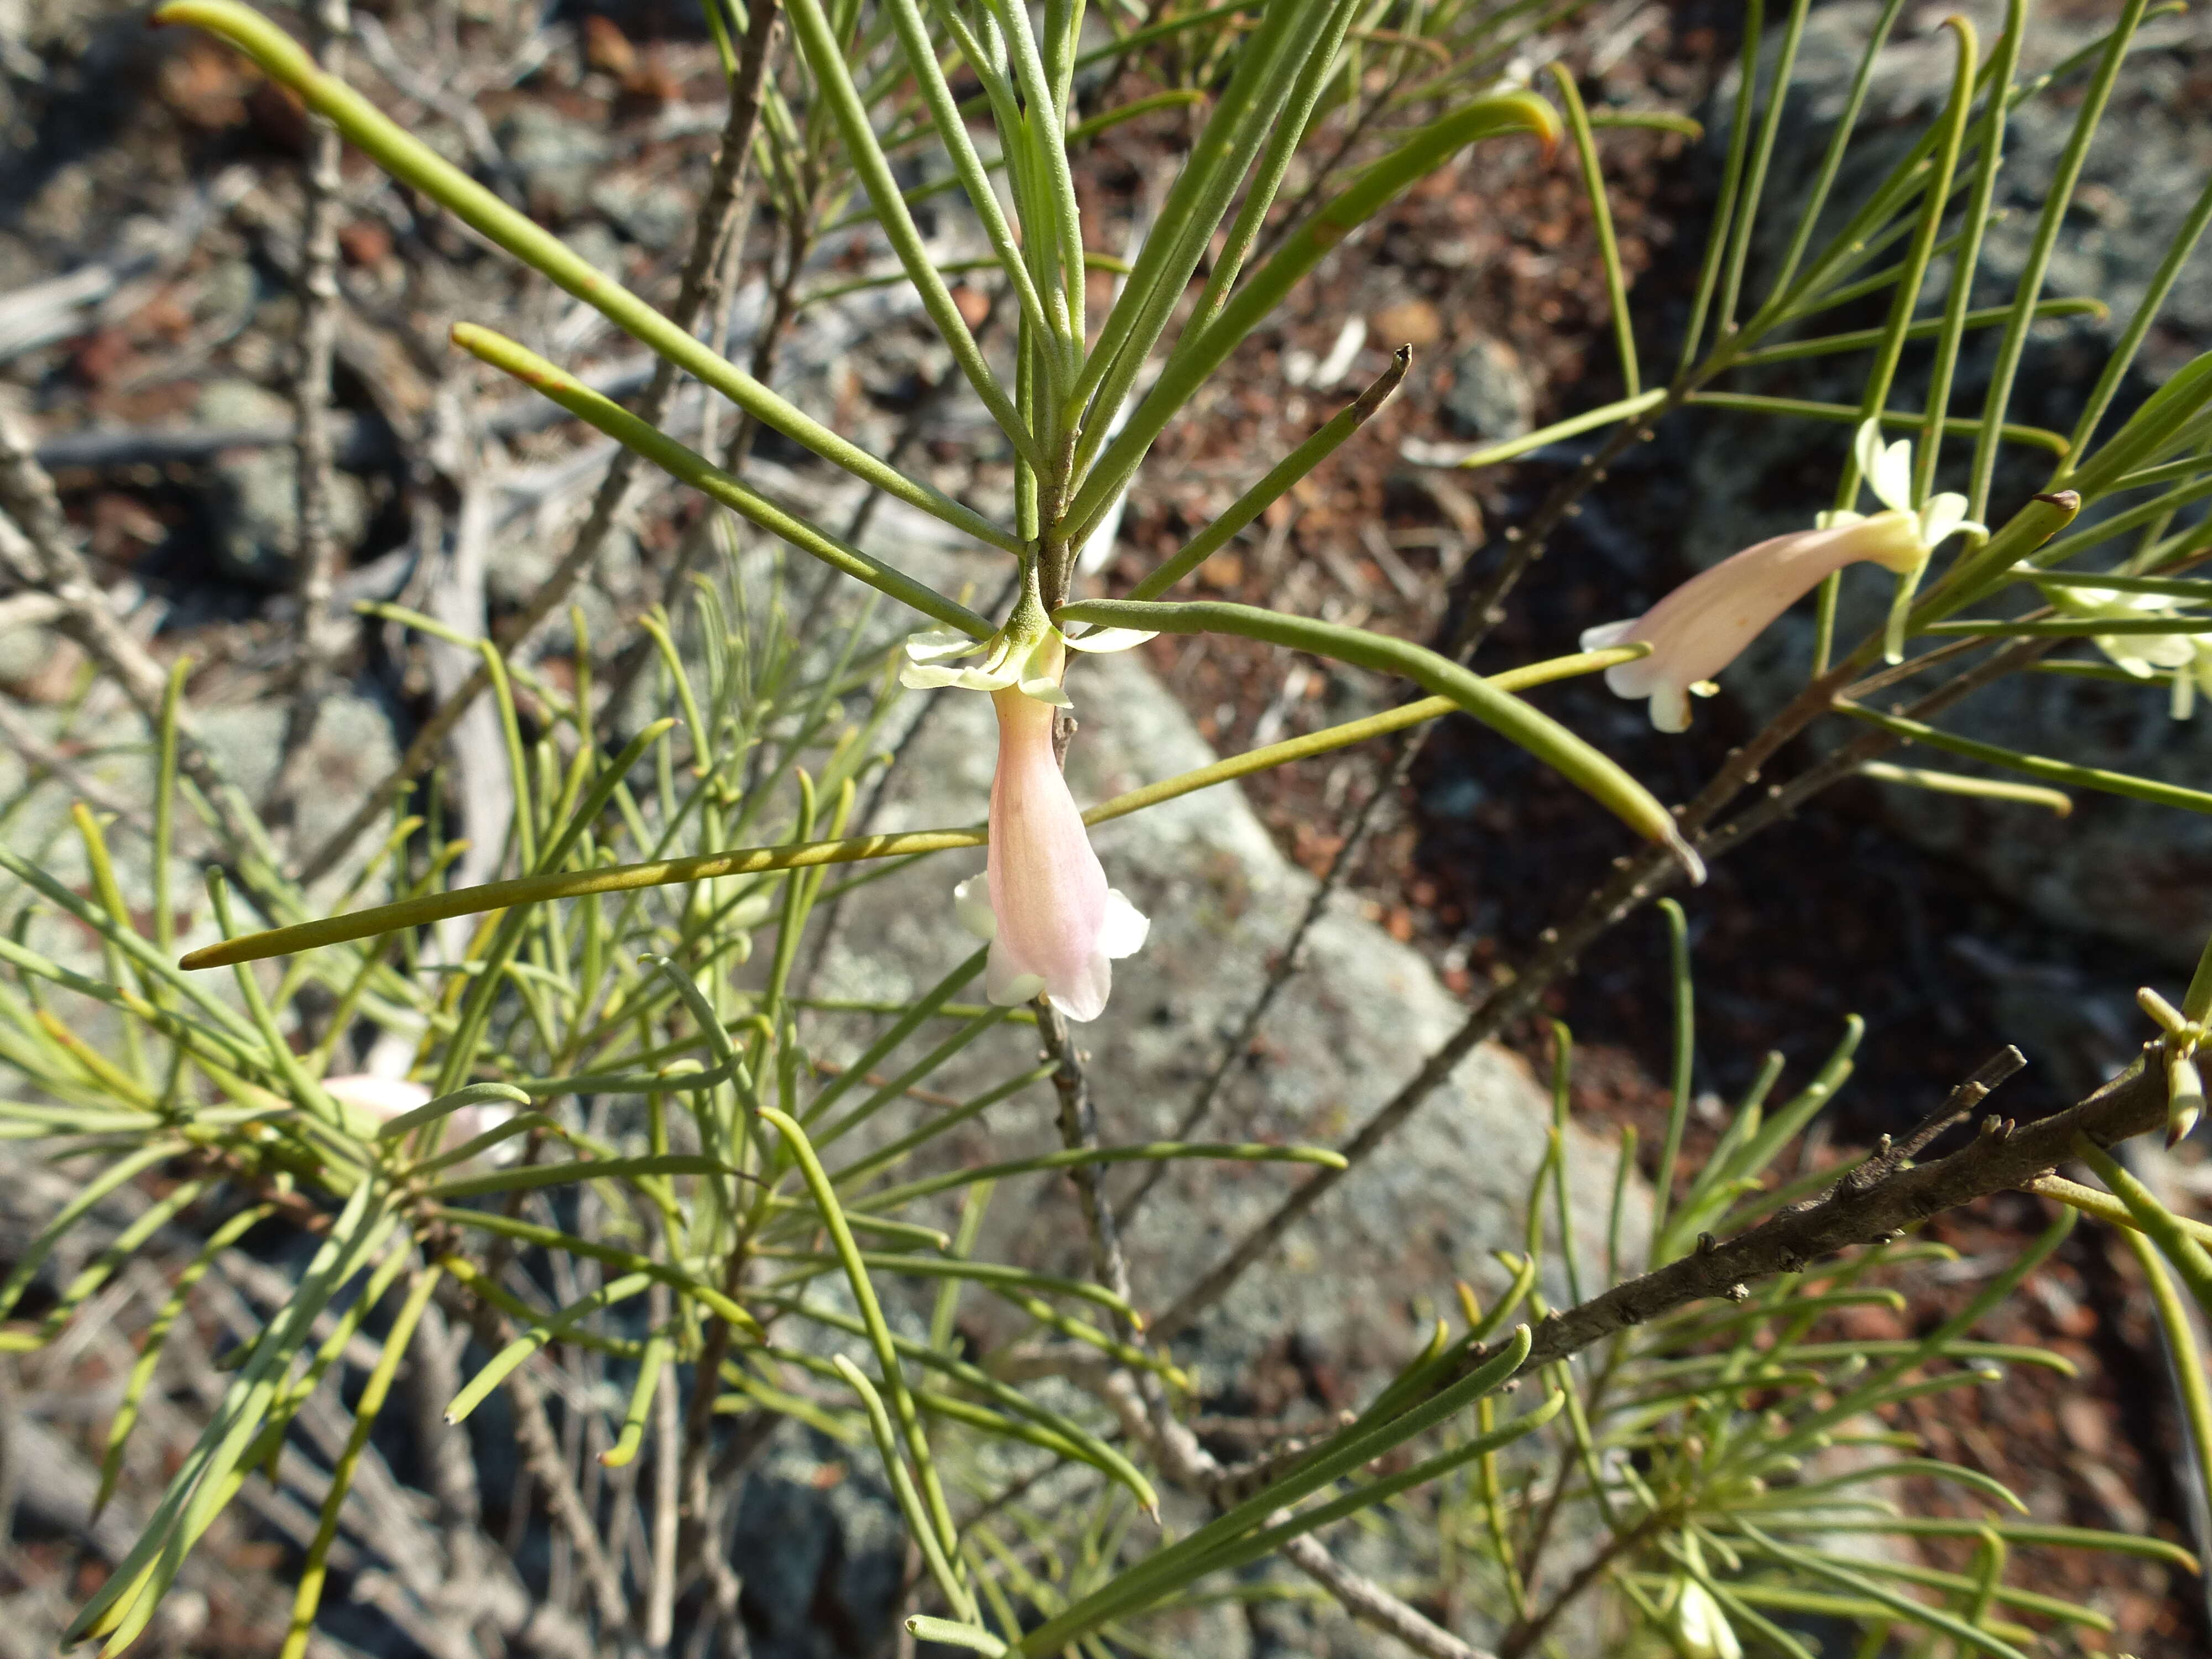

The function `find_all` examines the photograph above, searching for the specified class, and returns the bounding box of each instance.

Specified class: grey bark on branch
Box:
[1036,1006,1494,1659]
[0,401,273,870]
[270,0,352,834]
[1485,1051,2163,1386]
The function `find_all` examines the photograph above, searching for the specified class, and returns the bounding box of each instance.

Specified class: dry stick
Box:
[1150,593,2063,1344]
[1495,1509,1674,1659]
[1038,1000,1139,1317]
[446,1282,636,1643]
[401,1300,490,1587]
[594,148,817,732]
[1033,1007,1490,1659]
[1125,406,1667,1224]
[1277,1535,1494,1659]
[296,3,785,886]
[269,0,352,835]
[1346,1038,2152,1659]
[0,403,269,867]
[671,1255,745,1595]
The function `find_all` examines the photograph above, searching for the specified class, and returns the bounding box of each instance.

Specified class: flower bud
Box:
[2167,1049,2203,1147]
[2140,985,2193,1037]
[1668,1579,1742,1659]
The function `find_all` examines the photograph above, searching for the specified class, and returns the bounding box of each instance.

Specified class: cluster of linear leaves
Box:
[6,0,2212,1653]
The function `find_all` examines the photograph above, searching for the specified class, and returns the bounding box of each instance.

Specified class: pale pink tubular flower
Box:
[321,1073,432,1126]
[962,681,1149,1019]
[1582,512,1923,731]
[903,587,1151,1022]
[321,1073,519,1159]
[1583,423,1983,731]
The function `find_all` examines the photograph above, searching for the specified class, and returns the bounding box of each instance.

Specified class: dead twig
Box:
[1035,1004,1490,1659]
[268,0,353,839]
[0,401,274,874]
[298,3,785,886]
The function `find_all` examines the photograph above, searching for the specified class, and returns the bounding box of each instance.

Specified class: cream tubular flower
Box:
[903,581,1151,1021]
[1583,423,1984,730]
[2045,583,2208,717]
[1848,420,1984,662]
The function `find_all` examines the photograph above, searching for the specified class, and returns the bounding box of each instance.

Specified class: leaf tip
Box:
[1666,827,1708,887]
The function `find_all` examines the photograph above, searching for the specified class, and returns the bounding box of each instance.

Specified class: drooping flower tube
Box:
[902,580,1153,1021]
[1583,422,1985,732]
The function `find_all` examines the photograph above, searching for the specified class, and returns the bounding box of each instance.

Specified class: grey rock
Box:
[196,378,370,587]
[590,169,695,252]
[0,617,61,687]
[813,577,1643,1655]
[1687,1,2212,966]
[1442,335,1533,442]
[728,1432,907,1659]
[498,102,613,222]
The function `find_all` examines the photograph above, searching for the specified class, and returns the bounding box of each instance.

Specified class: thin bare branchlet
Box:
[10,3,2212,1656]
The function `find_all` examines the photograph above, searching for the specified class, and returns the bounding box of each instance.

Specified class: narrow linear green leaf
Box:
[153,0,1018,552]
[905,1616,1007,1656]
[1548,64,1639,395]
[1859,761,2072,816]
[374,1081,531,1141]
[452,324,996,635]
[1056,597,1702,879]
[1838,700,2212,816]
[445,1271,656,1424]
[427,1154,749,1202]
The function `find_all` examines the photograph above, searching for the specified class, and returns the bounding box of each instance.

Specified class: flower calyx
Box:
[2042,582,2212,717]
[1830,421,1986,664]
[901,569,1152,709]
